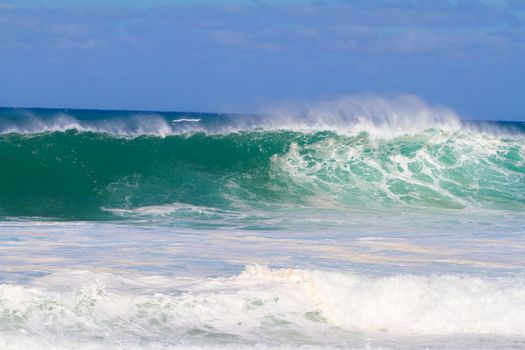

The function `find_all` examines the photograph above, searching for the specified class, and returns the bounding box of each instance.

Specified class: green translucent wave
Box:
[0,130,523,219]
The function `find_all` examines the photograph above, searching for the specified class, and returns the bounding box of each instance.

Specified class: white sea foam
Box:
[172,118,202,123]
[0,336,389,350]
[1,265,524,349]
[105,203,225,216]
[103,203,240,222]
[270,128,525,209]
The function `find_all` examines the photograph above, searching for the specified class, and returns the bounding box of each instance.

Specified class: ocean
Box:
[0,99,524,349]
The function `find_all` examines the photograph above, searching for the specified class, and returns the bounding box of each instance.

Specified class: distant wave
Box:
[0,111,175,137]
[171,118,202,123]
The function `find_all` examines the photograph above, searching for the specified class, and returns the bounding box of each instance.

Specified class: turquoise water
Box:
[0,102,524,349]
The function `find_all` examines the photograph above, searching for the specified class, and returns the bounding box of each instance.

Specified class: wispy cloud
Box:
[2,1,523,55]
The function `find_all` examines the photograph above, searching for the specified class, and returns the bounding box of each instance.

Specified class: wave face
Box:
[0,102,524,219]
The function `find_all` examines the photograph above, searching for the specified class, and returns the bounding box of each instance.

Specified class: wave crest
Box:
[259,95,462,139]
[0,110,174,137]
[0,96,494,138]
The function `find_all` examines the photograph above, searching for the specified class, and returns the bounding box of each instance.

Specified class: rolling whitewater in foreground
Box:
[0,96,524,350]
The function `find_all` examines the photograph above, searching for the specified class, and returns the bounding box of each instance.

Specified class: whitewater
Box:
[0,96,524,349]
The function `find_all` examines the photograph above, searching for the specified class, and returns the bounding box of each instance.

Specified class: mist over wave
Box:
[1,96,522,137]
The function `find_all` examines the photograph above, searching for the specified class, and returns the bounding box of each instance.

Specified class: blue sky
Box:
[0,0,524,120]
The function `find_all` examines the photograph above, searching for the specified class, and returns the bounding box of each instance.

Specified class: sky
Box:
[0,0,524,120]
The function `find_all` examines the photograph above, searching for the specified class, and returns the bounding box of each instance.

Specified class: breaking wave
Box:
[1,266,524,349]
[0,97,523,219]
